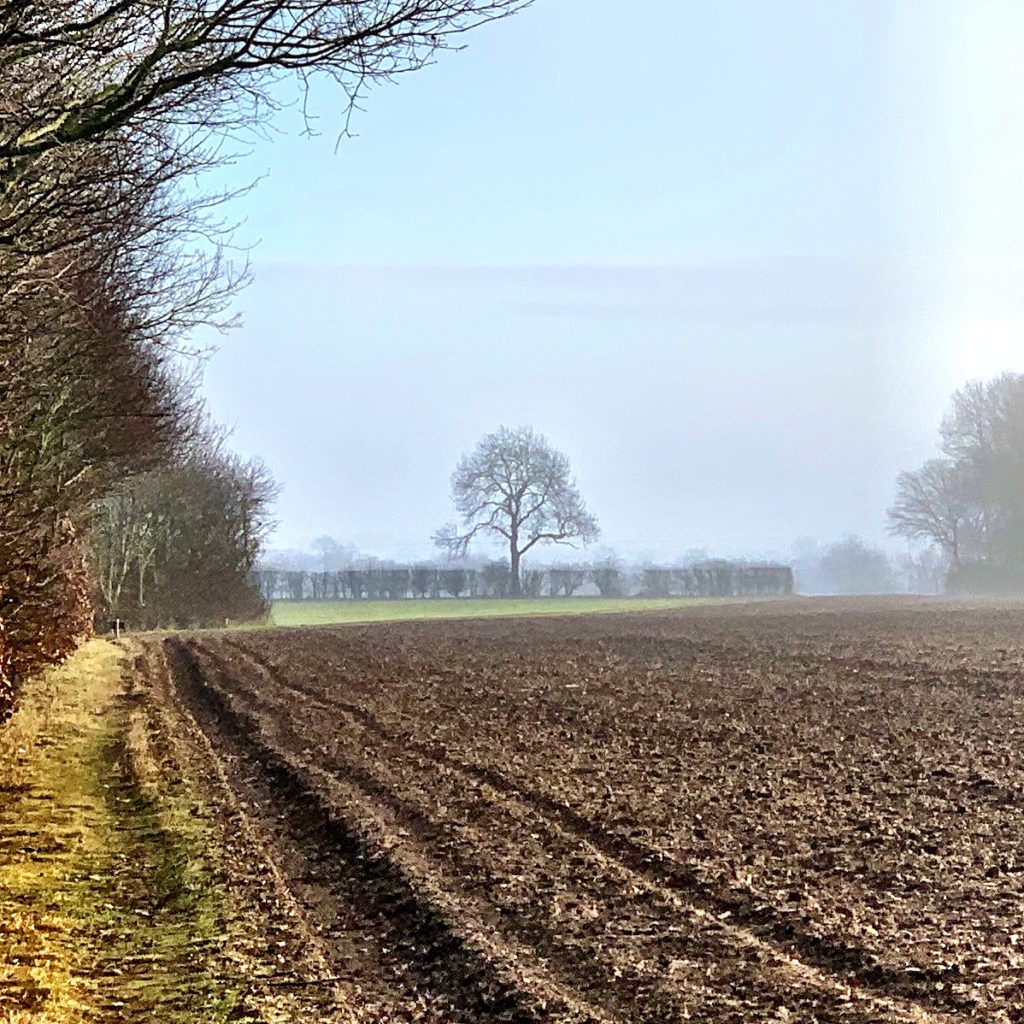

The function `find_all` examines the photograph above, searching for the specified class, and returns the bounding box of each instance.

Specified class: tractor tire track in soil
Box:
[217,635,960,1015]
[191,641,636,1021]
[166,637,604,1024]
[129,642,361,1024]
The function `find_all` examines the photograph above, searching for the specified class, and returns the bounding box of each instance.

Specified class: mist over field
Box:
[194,1,1024,571]
[208,262,1017,566]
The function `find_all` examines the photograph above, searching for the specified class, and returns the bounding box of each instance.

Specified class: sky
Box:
[197,0,1024,564]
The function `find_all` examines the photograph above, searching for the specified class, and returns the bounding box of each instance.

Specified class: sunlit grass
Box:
[0,641,236,1023]
[270,596,722,627]
[0,641,117,1024]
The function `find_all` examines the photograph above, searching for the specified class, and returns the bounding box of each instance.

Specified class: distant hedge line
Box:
[256,561,793,601]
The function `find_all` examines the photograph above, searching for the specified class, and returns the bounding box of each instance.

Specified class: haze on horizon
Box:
[197,0,1024,566]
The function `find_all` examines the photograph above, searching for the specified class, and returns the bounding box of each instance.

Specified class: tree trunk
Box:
[510,543,521,597]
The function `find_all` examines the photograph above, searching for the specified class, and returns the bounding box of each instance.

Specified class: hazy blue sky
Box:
[198,0,1024,563]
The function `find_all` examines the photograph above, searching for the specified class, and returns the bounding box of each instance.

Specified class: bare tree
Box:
[440,568,467,598]
[887,459,981,569]
[520,567,545,597]
[434,426,599,596]
[889,374,1024,593]
[939,376,1016,466]
[549,565,586,597]
[897,548,948,595]
[590,555,625,597]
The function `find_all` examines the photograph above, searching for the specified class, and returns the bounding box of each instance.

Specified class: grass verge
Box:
[270,596,722,628]
[0,639,238,1023]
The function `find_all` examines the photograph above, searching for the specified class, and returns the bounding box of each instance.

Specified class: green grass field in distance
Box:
[269,596,721,627]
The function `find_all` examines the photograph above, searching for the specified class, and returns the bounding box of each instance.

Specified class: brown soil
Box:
[148,598,1024,1022]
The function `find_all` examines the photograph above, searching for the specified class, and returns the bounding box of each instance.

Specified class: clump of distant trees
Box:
[889,374,1024,594]
[790,536,945,596]
[791,537,896,595]
[91,436,277,629]
[256,560,794,601]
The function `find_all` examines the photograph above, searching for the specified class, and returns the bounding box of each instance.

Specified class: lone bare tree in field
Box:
[434,426,599,596]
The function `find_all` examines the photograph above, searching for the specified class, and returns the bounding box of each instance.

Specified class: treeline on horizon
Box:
[0,108,278,712]
[257,561,795,602]
[263,536,946,600]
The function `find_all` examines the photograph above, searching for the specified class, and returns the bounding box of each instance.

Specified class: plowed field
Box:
[157,599,1024,1022]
